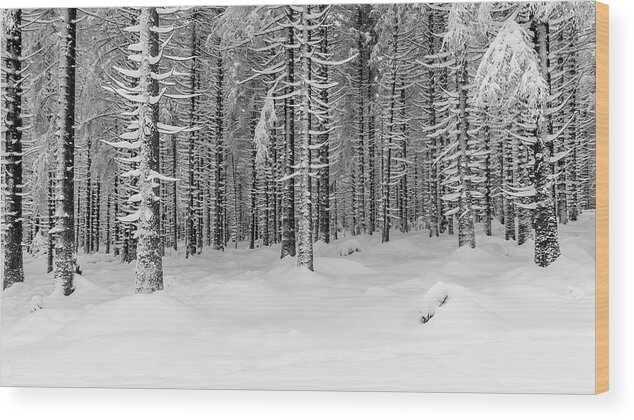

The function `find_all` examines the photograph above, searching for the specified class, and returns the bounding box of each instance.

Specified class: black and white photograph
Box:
[1,1,601,394]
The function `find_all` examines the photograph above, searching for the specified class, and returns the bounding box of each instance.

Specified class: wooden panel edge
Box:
[595,0,609,395]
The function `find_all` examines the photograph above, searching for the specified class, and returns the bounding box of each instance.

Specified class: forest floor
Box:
[1,212,596,393]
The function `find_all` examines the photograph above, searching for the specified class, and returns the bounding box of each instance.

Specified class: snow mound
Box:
[52,291,207,342]
[30,295,45,313]
[29,231,48,256]
[419,281,449,324]
[337,239,362,256]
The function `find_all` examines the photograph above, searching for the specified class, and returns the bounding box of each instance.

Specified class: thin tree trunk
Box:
[213,45,225,251]
[281,8,297,259]
[47,171,55,273]
[84,138,92,253]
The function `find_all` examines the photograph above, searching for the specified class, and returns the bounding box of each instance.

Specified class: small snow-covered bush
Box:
[29,231,48,256]
[30,295,45,313]
[337,239,362,256]
[419,281,449,324]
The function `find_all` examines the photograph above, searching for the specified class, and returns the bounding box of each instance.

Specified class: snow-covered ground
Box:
[1,213,596,393]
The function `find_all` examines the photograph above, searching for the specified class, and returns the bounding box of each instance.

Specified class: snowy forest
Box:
[2,2,596,293]
[1,2,599,392]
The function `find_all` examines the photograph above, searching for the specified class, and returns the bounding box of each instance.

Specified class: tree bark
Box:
[2,9,24,289]
[134,7,163,293]
[532,18,561,267]
[281,7,297,259]
[52,8,78,295]
[296,8,314,271]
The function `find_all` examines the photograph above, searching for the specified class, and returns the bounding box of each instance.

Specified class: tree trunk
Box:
[84,138,92,253]
[381,12,399,244]
[105,185,111,254]
[134,7,163,293]
[456,60,475,248]
[47,171,55,273]
[532,18,561,267]
[53,8,78,295]
[2,9,24,289]
[249,111,257,249]
[113,174,120,256]
[213,46,225,251]
[281,7,297,259]
[297,8,314,271]
[171,134,178,251]
[317,15,331,244]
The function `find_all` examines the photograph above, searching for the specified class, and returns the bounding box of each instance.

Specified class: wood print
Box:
[1,1,608,393]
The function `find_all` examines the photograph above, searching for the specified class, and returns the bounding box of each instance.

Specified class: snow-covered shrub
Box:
[254,239,264,249]
[337,239,362,256]
[414,216,426,231]
[30,295,45,313]
[29,231,48,257]
[419,281,449,324]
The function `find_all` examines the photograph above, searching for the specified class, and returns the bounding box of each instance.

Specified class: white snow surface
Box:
[1,213,596,393]
[337,239,361,256]
[419,281,449,323]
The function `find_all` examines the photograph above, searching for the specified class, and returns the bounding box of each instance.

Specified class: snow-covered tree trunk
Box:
[186,18,199,258]
[2,9,25,289]
[83,137,92,253]
[354,6,367,236]
[380,9,400,244]
[113,174,120,256]
[105,185,111,254]
[133,7,163,293]
[482,112,493,237]
[565,21,580,222]
[296,8,313,271]
[47,171,55,273]
[517,143,532,246]
[213,47,226,252]
[503,135,516,241]
[280,7,296,259]
[52,8,78,295]
[425,10,440,238]
[92,180,101,252]
[249,110,257,250]
[532,18,561,267]
[456,60,475,249]
[398,85,409,234]
[317,15,331,244]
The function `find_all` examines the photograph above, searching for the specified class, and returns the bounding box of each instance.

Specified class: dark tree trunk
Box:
[213,46,225,251]
[317,15,331,244]
[134,7,163,293]
[93,181,101,252]
[47,171,55,273]
[113,174,120,257]
[532,18,561,267]
[84,138,92,253]
[2,9,24,290]
[456,60,475,249]
[281,8,297,259]
[186,17,198,258]
[53,8,78,295]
